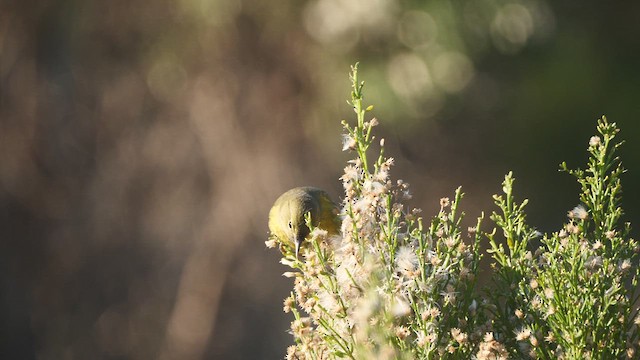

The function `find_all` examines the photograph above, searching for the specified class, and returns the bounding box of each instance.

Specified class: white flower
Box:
[568,205,588,220]
[317,291,340,315]
[451,328,468,343]
[391,296,411,317]
[586,255,603,270]
[310,228,328,239]
[544,288,554,299]
[342,134,357,151]
[441,284,457,305]
[444,236,457,248]
[395,246,419,276]
[416,331,430,348]
[353,197,372,214]
[353,293,380,326]
[363,179,386,196]
[619,259,632,272]
[341,165,360,182]
[515,327,532,341]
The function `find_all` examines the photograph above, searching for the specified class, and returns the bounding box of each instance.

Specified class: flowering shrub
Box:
[488,119,639,359]
[267,64,637,359]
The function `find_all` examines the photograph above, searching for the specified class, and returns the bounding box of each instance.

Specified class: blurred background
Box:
[1,1,639,359]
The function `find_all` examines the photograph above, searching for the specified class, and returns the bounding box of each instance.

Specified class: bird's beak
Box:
[294,235,301,259]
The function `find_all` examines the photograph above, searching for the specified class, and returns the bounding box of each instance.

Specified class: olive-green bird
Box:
[268,187,340,258]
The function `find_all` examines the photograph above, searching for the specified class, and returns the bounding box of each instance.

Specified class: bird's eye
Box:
[288,221,292,229]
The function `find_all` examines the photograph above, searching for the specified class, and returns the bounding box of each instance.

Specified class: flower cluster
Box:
[271,64,491,359]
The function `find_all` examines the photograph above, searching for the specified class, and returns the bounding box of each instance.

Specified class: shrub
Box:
[268,64,638,360]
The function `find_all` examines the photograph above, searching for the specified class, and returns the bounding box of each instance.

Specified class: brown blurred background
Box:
[1,1,639,359]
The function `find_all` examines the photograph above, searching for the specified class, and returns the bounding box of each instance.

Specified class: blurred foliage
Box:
[1,0,639,359]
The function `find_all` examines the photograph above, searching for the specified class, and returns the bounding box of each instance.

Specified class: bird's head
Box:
[283,195,316,258]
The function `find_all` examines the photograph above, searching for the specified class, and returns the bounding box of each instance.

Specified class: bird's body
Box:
[268,187,340,257]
